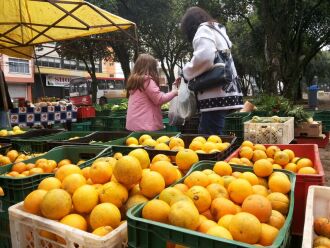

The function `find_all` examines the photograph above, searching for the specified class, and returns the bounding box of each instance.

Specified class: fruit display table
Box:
[9,105,78,127]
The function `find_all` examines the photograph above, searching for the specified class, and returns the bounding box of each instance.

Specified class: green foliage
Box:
[251,94,292,116]
[287,106,312,124]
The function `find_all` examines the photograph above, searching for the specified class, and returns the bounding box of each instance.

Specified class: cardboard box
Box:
[294,121,322,137]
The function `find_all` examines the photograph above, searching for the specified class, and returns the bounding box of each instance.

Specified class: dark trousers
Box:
[198,110,233,135]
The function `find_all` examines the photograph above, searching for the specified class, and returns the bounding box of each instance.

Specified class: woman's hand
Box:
[174,77,182,88]
[172,88,179,96]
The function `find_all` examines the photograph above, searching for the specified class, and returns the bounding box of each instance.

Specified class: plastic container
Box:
[0,128,64,143]
[244,117,294,144]
[302,186,330,248]
[127,162,296,248]
[225,144,325,235]
[177,114,200,134]
[77,106,96,119]
[223,112,251,145]
[0,143,12,154]
[9,202,127,248]
[91,116,127,131]
[145,134,237,161]
[293,132,329,148]
[71,121,92,131]
[0,210,11,248]
[313,111,330,132]
[45,131,96,150]
[0,145,108,210]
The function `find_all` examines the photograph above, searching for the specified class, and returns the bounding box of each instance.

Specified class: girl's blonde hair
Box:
[127,54,160,92]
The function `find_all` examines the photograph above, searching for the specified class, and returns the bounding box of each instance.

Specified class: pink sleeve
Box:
[144,79,176,105]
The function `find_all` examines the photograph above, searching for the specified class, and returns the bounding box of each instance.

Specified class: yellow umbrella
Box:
[0,0,136,58]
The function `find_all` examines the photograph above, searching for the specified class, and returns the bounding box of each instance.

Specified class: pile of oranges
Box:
[141,160,292,246]
[4,158,83,178]
[228,141,317,175]
[126,134,231,155]
[0,149,38,167]
[22,147,199,244]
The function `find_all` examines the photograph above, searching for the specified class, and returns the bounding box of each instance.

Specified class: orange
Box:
[284,163,298,173]
[210,197,237,221]
[11,162,27,173]
[223,176,236,188]
[254,144,267,152]
[228,178,253,204]
[267,192,290,215]
[156,135,171,143]
[216,143,229,151]
[170,145,185,151]
[38,177,61,191]
[57,159,71,168]
[151,154,171,164]
[229,212,262,244]
[291,157,300,163]
[283,149,295,161]
[268,210,286,229]
[242,194,272,222]
[7,150,19,162]
[60,214,87,231]
[76,160,85,166]
[139,171,165,198]
[266,146,281,158]
[6,171,19,177]
[169,201,200,230]
[92,226,113,236]
[252,150,268,162]
[40,189,72,220]
[175,149,199,171]
[62,173,87,195]
[189,140,204,151]
[241,141,254,149]
[259,223,279,246]
[29,167,44,175]
[268,175,291,194]
[184,171,209,188]
[142,199,171,223]
[267,157,274,163]
[273,164,283,169]
[99,181,128,208]
[228,158,242,165]
[81,167,91,179]
[150,161,177,186]
[36,160,54,173]
[192,136,207,144]
[23,189,47,215]
[90,203,121,230]
[113,152,123,160]
[273,151,290,166]
[169,194,194,206]
[240,157,253,166]
[90,160,114,184]
[218,214,234,230]
[113,155,142,186]
[207,135,222,143]
[169,137,185,149]
[174,183,189,193]
[298,167,317,174]
[72,185,99,214]
[253,159,273,177]
[206,225,233,240]
[213,161,232,176]
[159,187,183,205]
[203,169,215,175]
[252,185,269,197]
[186,186,212,213]
[0,156,11,166]
[207,183,228,200]
[55,164,82,182]
[198,219,218,233]
[25,163,35,170]
[138,134,152,145]
[126,137,139,146]
[239,172,258,185]
[296,158,313,170]
[201,209,213,220]
[124,194,148,212]
[232,171,242,178]
[201,142,217,153]
[207,174,224,185]
[239,147,254,160]
[129,149,151,169]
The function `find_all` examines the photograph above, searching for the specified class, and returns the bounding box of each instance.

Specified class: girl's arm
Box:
[145,79,177,106]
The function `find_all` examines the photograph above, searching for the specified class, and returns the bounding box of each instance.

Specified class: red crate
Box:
[225,144,325,235]
[293,132,329,148]
[77,106,96,119]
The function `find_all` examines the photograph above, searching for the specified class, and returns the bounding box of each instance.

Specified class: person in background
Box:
[126,54,179,131]
[180,7,243,134]
[99,96,108,106]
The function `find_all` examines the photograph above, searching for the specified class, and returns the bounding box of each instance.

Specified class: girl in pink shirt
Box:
[126,54,178,131]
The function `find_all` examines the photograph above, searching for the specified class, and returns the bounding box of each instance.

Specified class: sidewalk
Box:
[320,143,330,185]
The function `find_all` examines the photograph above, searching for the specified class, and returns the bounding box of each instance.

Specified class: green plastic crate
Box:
[90,116,127,131]
[0,145,109,210]
[162,118,178,132]
[223,112,252,146]
[127,162,296,248]
[0,128,63,143]
[71,121,92,131]
[313,111,330,132]
[110,110,127,117]
[0,143,11,155]
[0,210,11,248]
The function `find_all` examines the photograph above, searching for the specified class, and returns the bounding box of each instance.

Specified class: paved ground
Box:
[320,143,330,186]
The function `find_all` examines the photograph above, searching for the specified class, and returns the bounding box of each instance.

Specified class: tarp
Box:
[0,0,135,58]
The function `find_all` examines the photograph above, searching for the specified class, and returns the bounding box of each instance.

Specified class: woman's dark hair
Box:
[181,7,214,43]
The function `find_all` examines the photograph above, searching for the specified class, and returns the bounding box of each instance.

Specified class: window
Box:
[8,58,30,74]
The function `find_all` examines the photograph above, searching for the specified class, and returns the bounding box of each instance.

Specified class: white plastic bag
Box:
[168,82,197,126]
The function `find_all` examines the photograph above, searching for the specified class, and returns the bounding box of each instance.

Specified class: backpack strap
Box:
[205,24,231,50]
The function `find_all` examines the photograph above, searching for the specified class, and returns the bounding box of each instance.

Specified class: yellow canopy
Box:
[0,0,136,58]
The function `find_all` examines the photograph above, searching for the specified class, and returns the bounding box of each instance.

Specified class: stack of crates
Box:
[223,112,251,147]
[313,111,330,132]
